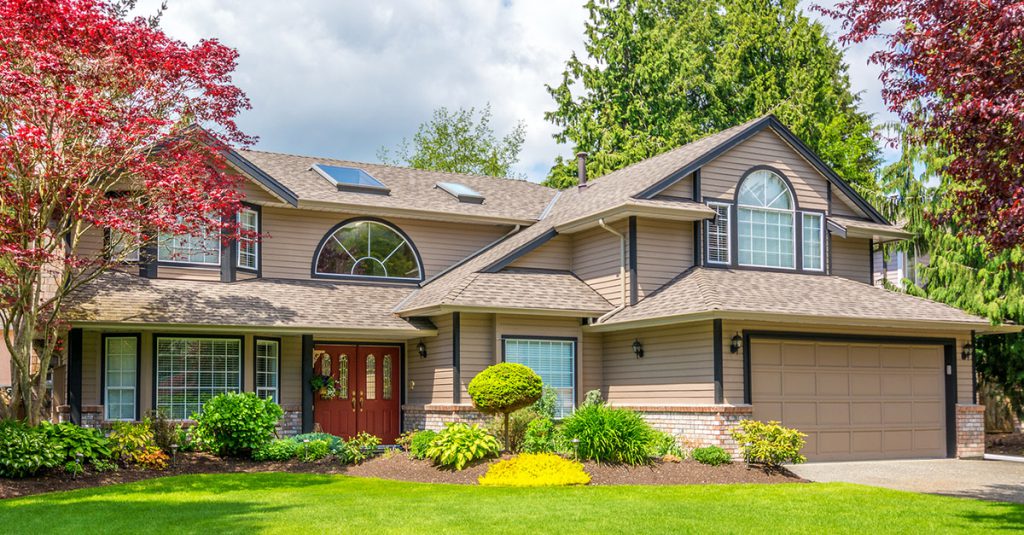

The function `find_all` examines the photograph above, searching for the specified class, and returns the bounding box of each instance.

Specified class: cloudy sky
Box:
[136,0,894,182]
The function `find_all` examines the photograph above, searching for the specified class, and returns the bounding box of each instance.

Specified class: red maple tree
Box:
[0,0,254,421]
[818,0,1024,250]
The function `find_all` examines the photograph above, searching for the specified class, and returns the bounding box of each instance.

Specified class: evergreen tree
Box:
[545,0,879,190]
[378,104,526,178]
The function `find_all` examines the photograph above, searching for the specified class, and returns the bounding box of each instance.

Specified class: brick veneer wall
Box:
[403,404,490,431]
[615,405,754,458]
[279,409,302,437]
[956,404,986,458]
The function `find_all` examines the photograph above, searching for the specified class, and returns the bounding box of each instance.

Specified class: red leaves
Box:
[818,0,1024,252]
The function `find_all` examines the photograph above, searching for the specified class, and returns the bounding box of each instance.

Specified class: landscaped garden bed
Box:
[987,432,1024,457]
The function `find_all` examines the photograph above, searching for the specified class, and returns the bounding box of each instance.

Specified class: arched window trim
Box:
[734,166,799,271]
[311,217,424,282]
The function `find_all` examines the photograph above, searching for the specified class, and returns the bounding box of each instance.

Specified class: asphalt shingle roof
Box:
[237,150,557,224]
[600,267,991,327]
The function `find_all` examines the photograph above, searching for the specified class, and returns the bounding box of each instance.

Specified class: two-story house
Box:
[61,115,1012,461]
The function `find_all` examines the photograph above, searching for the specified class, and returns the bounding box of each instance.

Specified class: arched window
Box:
[313,219,422,281]
[736,169,795,269]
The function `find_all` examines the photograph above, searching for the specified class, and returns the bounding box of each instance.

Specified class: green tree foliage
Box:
[378,103,526,178]
[544,0,879,189]
[875,123,1024,420]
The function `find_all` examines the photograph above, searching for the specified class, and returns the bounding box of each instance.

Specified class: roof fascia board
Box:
[428,304,607,318]
[297,199,537,227]
[481,228,559,273]
[555,203,716,234]
[635,116,773,199]
[826,219,848,238]
[587,309,999,333]
[223,149,300,207]
[68,321,437,338]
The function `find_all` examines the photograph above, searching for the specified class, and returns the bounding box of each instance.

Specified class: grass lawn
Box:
[1,473,1021,534]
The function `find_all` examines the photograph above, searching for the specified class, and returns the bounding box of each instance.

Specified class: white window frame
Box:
[155,337,242,419]
[237,208,259,271]
[801,212,824,272]
[255,339,279,403]
[706,202,731,265]
[736,170,797,270]
[313,219,422,281]
[157,216,221,266]
[503,338,576,419]
[109,229,140,262]
[104,336,137,421]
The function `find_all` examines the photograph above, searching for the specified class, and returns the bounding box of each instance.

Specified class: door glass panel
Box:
[382,355,392,400]
[338,354,349,399]
[365,354,376,400]
[321,352,332,377]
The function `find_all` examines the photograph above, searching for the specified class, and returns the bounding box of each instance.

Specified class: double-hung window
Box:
[104,336,138,421]
[504,338,575,418]
[801,213,824,271]
[158,217,220,265]
[156,337,241,419]
[237,208,259,271]
[706,203,731,264]
[255,339,279,403]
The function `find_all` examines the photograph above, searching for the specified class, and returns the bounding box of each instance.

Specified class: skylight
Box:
[312,163,389,194]
[436,182,485,204]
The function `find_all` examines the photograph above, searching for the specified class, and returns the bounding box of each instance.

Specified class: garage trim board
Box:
[742,331,957,461]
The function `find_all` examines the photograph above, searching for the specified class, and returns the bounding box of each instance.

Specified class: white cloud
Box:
[137,1,894,182]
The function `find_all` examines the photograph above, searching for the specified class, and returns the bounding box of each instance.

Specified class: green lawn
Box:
[1,474,1020,534]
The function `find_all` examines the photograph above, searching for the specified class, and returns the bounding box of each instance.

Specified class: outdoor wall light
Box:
[417,341,428,359]
[632,339,644,359]
[730,334,743,354]
[961,342,974,361]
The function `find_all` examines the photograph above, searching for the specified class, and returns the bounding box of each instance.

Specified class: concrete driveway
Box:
[790,459,1024,504]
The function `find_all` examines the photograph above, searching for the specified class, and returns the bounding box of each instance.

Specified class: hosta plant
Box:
[425,423,501,470]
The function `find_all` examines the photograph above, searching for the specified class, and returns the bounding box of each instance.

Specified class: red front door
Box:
[313,344,401,443]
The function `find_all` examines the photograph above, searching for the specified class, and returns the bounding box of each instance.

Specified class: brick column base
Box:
[278,408,302,437]
[615,404,754,459]
[402,404,489,432]
[956,404,985,458]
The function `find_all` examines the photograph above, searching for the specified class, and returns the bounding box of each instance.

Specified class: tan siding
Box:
[157,266,221,281]
[701,129,828,210]
[722,320,975,407]
[659,174,693,198]
[260,206,510,280]
[580,330,603,403]
[0,331,11,387]
[240,180,281,205]
[279,335,302,411]
[636,219,693,299]
[832,236,871,283]
[458,313,496,399]
[408,315,453,405]
[572,222,629,306]
[603,322,715,404]
[78,226,105,259]
[82,330,101,405]
[507,235,571,270]
[831,190,865,218]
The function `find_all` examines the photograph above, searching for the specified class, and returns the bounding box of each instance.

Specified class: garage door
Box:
[751,339,948,461]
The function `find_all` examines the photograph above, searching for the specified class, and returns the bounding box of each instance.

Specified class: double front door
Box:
[313,344,401,444]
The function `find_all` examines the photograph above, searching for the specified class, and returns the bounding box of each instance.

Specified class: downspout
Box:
[596,218,627,323]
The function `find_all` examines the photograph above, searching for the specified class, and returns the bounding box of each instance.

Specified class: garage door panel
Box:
[783,372,817,396]
[817,373,849,396]
[751,339,947,462]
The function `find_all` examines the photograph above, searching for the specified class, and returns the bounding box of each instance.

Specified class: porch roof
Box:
[66,272,434,336]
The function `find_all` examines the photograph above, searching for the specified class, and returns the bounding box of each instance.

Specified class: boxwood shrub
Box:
[191,393,283,457]
[730,419,807,467]
[691,445,731,466]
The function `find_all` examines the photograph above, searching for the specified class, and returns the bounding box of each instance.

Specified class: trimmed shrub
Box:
[408,430,437,460]
[559,404,655,465]
[730,419,807,467]
[253,438,299,461]
[520,417,556,454]
[691,446,731,466]
[467,363,543,449]
[647,430,683,459]
[425,423,501,470]
[191,393,283,457]
[487,408,542,453]
[0,420,62,478]
[108,420,168,470]
[479,453,590,487]
[39,422,114,471]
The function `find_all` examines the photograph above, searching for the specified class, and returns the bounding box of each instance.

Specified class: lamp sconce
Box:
[730,334,743,354]
[417,341,428,359]
[632,338,644,359]
[961,342,974,361]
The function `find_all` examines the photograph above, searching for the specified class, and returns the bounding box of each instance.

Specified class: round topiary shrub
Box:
[191,392,283,458]
[467,363,543,449]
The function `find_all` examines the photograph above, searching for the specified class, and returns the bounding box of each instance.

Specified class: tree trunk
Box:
[504,412,510,452]
[981,379,1017,433]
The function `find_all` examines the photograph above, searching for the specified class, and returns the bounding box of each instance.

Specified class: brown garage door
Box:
[751,339,947,461]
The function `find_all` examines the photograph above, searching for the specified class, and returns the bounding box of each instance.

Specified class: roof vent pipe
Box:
[576,152,588,187]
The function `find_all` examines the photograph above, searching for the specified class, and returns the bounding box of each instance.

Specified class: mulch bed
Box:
[1,452,803,499]
[987,432,1024,457]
